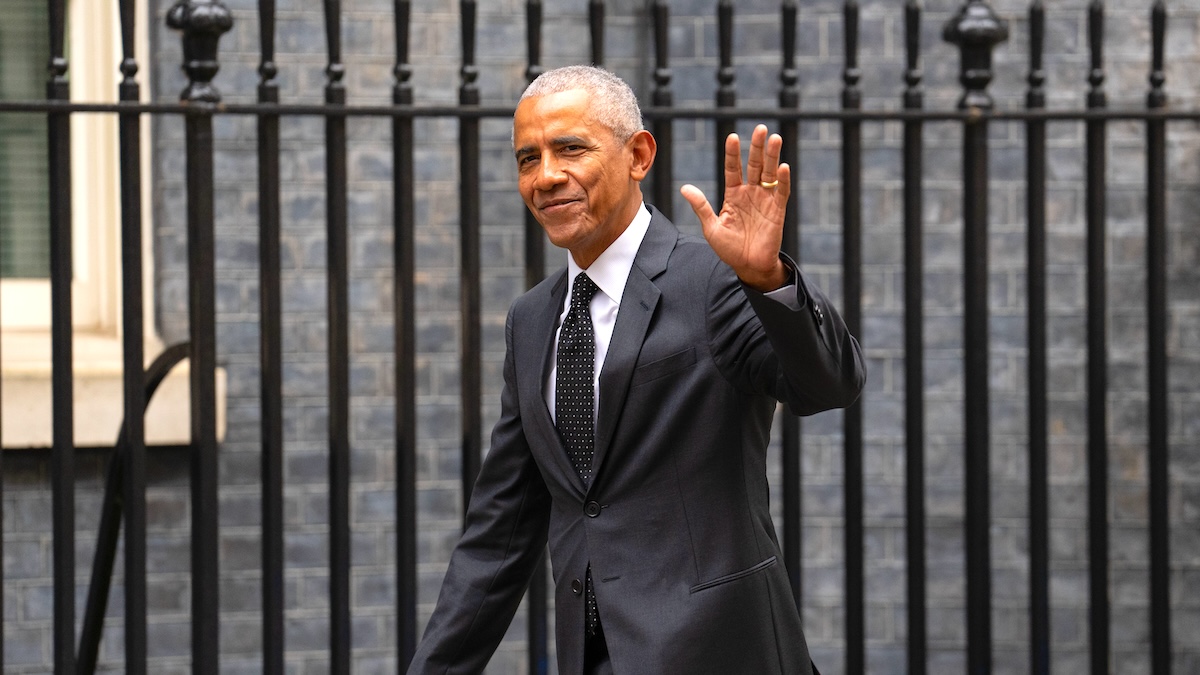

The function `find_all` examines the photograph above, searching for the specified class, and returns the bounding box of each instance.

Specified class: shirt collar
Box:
[567,203,651,307]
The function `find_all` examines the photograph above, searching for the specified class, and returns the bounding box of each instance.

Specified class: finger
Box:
[758,132,784,185]
[680,184,717,230]
[746,124,768,184]
[723,133,743,188]
[775,163,792,203]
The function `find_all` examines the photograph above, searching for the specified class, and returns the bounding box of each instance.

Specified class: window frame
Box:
[0,0,205,451]
[0,0,151,334]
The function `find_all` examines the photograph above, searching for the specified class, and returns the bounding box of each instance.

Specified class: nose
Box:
[532,155,567,191]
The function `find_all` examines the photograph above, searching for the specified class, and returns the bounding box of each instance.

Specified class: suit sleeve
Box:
[408,306,553,674]
[707,252,865,416]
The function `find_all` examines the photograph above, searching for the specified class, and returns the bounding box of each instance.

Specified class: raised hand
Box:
[680,124,791,291]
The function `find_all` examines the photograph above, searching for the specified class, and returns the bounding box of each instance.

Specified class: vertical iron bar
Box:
[1145,3,1170,673]
[963,73,993,675]
[117,0,147,668]
[522,4,549,673]
[186,119,223,669]
[257,0,285,671]
[394,3,419,669]
[650,1,674,221]
[524,0,545,291]
[778,0,803,609]
[944,4,1007,674]
[589,0,605,67]
[187,98,223,672]
[46,0,76,670]
[1025,4,1050,675]
[460,0,482,510]
[185,108,222,675]
[165,5,233,670]
[1085,4,1109,674]
[714,0,735,204]
[902,3,926,673]
[322,0,352,670]
[840,4,864,673]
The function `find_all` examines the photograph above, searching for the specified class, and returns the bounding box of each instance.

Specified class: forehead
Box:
[513,89,605,144]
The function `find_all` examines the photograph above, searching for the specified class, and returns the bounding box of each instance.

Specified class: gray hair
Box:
[517,65,643,143]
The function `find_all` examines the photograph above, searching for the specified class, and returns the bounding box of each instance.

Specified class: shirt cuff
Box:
[760,257,803,311]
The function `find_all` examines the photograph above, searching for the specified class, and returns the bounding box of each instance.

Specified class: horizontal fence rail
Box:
[0,1,1192,674]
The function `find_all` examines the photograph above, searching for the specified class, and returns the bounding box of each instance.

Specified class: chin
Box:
[541,221,581,247]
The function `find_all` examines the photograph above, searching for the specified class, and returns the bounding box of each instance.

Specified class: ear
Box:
[626,129,657,181]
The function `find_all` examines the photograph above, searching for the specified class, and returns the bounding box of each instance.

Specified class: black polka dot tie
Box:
[556,272,601,636]
[557,273,599,483]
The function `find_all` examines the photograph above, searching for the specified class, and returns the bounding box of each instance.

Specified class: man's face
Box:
[513,89,648,268]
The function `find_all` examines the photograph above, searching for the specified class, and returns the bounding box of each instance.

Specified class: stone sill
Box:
[1,330,226,449]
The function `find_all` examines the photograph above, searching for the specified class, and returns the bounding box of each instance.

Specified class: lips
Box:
[537,196,581,213]
[540,193,576,206]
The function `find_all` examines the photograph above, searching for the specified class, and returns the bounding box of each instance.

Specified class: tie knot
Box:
[571,273,599,309]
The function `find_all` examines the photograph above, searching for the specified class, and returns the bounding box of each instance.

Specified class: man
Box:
[409,65,864,675]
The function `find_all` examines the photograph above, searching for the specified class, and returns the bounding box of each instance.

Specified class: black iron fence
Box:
[0,0,1195,673]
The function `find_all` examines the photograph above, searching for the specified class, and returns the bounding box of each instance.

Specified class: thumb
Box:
[680,184,716,230]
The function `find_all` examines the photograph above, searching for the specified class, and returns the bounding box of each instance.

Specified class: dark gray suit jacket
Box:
[409,206,864,674]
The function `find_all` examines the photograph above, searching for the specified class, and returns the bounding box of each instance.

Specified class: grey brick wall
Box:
[4,0,1199,673]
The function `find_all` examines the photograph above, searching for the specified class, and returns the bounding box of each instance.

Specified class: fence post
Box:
[256,0,285,671]
[589,0,605,67]
[778,0,803,610]
[714,0,735,203]
[524,0,546,289]
[521,5,551,672]
[459,0,482,509]
[840,3,865,672]
[166,2,232,673]
[943,3,1007,674]
[1025,3,1050,675]
[117,0,148,669]
[1084,5,1111,674]
[395,3,420,668]
[46,0,76,670]
[902,2,927,672]
[1145,7,1172,675]
[650,0,674,220]
[319,0,353,669]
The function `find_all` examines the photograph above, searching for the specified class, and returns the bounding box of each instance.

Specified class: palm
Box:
[681,125,791,291]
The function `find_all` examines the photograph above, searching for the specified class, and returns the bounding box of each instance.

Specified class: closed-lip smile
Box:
[538,196,579,211]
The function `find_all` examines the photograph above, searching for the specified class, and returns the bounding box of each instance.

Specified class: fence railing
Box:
[0,0,1193,673]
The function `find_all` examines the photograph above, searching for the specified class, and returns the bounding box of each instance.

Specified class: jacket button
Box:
[813,304,824,326]
[584,501,601,518]
[571,579,583,595]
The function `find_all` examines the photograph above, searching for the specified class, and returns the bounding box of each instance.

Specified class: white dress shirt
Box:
[546,204,801,420]
[546,205,652,422]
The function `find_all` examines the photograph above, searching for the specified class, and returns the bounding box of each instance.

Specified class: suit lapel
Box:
[520,270,589,495]
[591,207,675,486]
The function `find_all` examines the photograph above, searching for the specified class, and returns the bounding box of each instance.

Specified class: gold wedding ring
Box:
[759,179,779,189]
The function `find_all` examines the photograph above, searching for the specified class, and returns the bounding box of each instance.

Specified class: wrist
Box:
[739,257,789,292]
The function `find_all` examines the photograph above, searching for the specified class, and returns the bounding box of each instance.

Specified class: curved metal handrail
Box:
[76,342,191,674]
